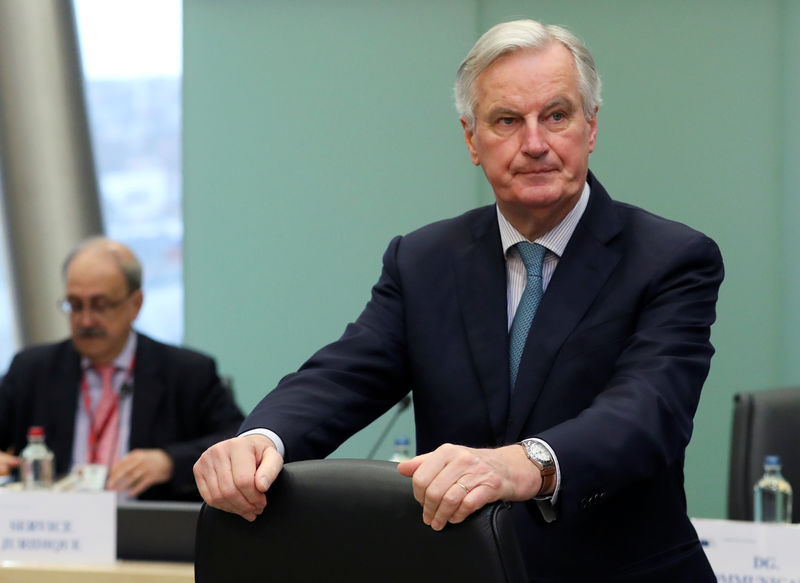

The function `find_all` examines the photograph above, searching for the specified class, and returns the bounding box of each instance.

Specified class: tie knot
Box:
[94,364,116,383]
[516,242,546,277]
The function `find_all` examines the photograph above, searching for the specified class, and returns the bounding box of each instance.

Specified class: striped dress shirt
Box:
[497,181,590,504]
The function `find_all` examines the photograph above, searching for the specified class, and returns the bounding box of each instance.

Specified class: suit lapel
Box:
[453,208,511,445]
[48,343,82,468]
[128,334,164,449]
[504,177,623,441]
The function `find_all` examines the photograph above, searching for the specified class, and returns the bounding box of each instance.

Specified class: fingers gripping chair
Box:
[194,458,527,582]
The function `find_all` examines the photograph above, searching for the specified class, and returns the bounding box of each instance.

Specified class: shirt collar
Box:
[497,181,590,258]
[81,330,138,372]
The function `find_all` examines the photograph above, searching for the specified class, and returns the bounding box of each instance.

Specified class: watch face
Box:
[528,441,548,460]
[523,440,553,467]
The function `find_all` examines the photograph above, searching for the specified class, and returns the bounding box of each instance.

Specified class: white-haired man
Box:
[194,20,722,581]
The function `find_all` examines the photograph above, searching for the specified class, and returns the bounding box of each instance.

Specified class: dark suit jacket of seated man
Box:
[0,237,244,501]
[1,332,243,501]
[193,20,724,582]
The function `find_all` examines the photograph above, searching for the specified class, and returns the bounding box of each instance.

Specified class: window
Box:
[0,207,17,370]
[74,0,184,344]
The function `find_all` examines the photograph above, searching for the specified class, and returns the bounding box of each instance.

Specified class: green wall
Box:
[183,1,800,519]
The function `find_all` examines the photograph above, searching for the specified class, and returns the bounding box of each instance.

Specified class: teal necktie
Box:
[509,242,546,389]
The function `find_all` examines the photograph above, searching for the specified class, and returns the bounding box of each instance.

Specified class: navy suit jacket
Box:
[0,332,244,501]
[242,173,724,581]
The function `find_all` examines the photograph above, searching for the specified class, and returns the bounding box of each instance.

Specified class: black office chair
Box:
[194,458,527,583]
[728,386,800,522]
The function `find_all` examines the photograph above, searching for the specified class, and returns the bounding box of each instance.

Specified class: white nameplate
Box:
[0,490,115,564]
[692,517,800,580]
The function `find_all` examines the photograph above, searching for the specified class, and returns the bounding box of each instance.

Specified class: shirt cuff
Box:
[238,428,286,458]
[530,437,561,504]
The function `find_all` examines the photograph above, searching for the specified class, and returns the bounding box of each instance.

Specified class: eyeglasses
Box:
[58,294,131,317]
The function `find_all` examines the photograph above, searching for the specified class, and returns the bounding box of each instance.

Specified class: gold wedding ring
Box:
[456,481,470,494]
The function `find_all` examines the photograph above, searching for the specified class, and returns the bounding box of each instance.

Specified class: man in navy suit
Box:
[194,19,723,580]
[0,237,243,500]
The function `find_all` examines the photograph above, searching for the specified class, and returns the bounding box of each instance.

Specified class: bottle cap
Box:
[394,436,410,446]
[27,426,45,438]
[764,455,781,467]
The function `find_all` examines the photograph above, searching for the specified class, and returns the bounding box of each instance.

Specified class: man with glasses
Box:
[0,237,243,500]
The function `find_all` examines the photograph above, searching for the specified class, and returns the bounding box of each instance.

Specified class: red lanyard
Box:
[80,357,136,464]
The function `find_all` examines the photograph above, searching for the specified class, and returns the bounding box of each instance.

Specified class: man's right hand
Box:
[193,434,284,522]
[0,451,19,475]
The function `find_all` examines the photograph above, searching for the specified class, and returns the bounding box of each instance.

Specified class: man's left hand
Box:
[397,443,540,531]
[107,449,174,497]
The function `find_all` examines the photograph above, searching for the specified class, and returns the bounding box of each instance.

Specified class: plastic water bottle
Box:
[753,455,793,523]
[389,437,411,462]
[20,426,54,490]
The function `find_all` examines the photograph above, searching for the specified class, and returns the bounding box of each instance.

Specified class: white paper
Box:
[0,490,115,564]
[692,517,800,580]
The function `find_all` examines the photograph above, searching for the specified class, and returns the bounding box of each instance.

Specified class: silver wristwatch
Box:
[518,438,556,497]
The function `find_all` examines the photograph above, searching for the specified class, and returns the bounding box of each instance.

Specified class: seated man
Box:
[0,237,244,500]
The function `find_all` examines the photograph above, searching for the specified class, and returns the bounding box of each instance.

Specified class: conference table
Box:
[0,560,193,583]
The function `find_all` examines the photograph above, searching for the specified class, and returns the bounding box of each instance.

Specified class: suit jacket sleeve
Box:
[533,226,724,520]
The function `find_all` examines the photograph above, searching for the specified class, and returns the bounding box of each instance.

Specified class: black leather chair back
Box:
[195,458,527,582]
[728,386,800,522]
